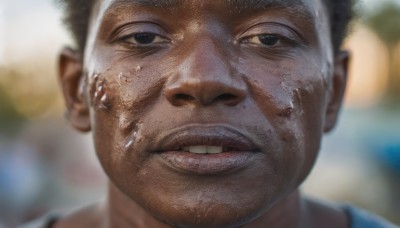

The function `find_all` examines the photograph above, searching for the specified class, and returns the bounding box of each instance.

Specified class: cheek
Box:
[283,80,327,179]
[241,59,328,181]
[84,70,143,177]
[85,47,171,111]
[84,57,174,180]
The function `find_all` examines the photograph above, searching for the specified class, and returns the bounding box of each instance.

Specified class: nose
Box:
[164,40,247,107]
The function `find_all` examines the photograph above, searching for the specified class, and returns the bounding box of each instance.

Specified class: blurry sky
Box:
[364,0,400,12]
[0,0,71,119]
[0,3,4,63]
[0,0,69,66]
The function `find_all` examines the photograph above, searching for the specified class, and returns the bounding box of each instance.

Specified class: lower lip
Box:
[157,151,255,175]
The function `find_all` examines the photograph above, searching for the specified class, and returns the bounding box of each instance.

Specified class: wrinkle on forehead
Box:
[228,0,305,11]
[100,0,315,15]
[227,0,316,27]
[106,0,183,8]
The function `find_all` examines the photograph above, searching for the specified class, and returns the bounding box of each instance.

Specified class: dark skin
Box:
[58,0,350,227]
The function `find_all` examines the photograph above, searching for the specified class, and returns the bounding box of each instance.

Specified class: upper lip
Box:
[150,125,261,153]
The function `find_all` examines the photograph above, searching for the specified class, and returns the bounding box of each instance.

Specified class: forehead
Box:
[94,0,324,20]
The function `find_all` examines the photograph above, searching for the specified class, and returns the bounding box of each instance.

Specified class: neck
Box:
[103,182,308,228]
[243,191,308,228]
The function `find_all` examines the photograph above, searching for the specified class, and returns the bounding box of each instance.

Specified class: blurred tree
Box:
[0,70,26,135]
[366,2,400,102]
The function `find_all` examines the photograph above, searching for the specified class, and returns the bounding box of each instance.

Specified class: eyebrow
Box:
[228,0,302,9]
[227,0,313,18]
[108,0,184,9]
[107,0,311,13]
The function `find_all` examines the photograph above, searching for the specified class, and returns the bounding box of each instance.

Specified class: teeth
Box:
[186,146,207,154]
[182,146,223,154]
[208,146,223,154]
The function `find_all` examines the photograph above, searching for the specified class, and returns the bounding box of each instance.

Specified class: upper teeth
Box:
[182,146,223,154]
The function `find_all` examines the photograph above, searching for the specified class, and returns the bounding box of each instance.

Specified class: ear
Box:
[324,51,350,133]
[59,47,91,132]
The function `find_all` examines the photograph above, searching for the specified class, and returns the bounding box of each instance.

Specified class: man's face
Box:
[60,0,348,226]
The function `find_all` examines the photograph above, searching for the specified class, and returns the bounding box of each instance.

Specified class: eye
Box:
[123,33,167,45]
[246,34,281,47]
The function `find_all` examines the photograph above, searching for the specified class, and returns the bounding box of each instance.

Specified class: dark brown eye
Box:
[258,34,280,46]
[124,33,165,45]
[247,34,281,46]
[133,33,156,44]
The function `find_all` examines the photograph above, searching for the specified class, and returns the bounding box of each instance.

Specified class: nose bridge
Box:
[164,38,247,107]
[185,38,230,81]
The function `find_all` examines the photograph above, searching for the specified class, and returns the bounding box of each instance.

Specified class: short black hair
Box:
[58,0,355,54]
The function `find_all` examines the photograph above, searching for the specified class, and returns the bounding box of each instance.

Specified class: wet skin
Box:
[59,0,349,227]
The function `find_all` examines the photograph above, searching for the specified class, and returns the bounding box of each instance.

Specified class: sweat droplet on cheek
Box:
[125,139,135,149]
[92,73,99,80]
[88,73,100,103]
[118,70,141,87]
[276,77,296,118]
[249,80,297,119]
[125,137,135,150]
[100,94,112,110]
[276,102,294,117]
[125,128,140,150]
[118,72,131,86]
[294,89,304,116]
[88,73,113,111]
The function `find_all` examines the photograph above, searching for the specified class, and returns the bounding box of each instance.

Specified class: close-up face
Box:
[60,0,348,227]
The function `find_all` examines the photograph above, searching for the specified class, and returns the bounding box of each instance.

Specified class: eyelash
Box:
[240,33,297,48]
[119,33,169,47]
[112,24,303,57]
[237,22,305,51]
[118,33,297,50]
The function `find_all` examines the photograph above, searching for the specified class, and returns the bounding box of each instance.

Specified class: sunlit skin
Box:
[58,0,349,227]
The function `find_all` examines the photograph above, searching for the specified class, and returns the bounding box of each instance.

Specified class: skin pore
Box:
[58,0,349,227]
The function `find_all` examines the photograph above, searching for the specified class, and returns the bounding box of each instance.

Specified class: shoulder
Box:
[304,197,349,228]
[53,203,105,228]
[344,205,399,228]
[20,203,105,228]
[19,213,60,228]
[303,197,399,228]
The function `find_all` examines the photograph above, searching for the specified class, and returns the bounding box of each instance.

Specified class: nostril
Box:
[215,93,243,106]
[175,94,195,101]
[215,94,237,102]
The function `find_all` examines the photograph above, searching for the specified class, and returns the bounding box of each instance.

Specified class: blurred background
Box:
[0,0,399,227]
